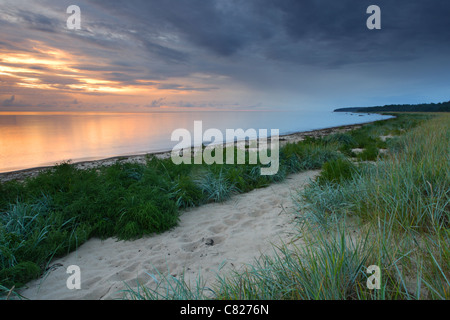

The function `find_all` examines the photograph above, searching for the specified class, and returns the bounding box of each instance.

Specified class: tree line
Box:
[334,100,450,113]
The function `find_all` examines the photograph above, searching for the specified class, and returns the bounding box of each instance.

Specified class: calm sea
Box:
[0,110,392,173]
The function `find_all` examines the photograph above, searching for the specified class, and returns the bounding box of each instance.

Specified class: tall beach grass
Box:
[2,113,447,299]
[121,113,449,300]
[0,127,342,293]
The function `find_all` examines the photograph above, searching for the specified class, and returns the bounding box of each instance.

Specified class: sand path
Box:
[19,170,319,300]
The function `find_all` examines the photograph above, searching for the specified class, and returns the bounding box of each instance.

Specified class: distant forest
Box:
[334,101,450,113]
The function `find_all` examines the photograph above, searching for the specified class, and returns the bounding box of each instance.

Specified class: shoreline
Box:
[0,121,380,183]
[12,115,399,300]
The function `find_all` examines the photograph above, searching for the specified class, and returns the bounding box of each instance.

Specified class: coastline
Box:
[0,121,372,183]
[16,115,397,300]
[11,113,447,300]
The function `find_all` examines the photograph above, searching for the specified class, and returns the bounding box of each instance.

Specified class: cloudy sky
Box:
[1,0,449,112]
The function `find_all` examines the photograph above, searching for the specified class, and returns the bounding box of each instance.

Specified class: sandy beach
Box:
[7,122,365,300]
[18,169,319,300]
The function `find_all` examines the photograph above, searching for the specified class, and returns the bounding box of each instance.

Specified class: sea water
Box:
[0,110,392,173]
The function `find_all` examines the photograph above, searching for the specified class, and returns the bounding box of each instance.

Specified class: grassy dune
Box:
[1,113,448,300]
[124,113,449,300]
[0,123,342,294]
[226,113,448,300]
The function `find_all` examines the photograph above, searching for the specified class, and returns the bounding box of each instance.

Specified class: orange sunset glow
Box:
[1,1,449,113]
[0,40,215,110]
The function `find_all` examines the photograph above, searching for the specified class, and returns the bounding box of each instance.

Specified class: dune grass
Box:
[218,113,449,300]
[2,112,446,299]
[303,114,449,232]
[0,128,343,293]
[120,113,449,300]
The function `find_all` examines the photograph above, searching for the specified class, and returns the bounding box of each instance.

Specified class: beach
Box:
[6,114,449,301]
[0,120,380,300]
[18,169,319,300]
[7,122,366,300]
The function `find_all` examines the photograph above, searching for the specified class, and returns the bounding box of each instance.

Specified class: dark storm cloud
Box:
[4,0,450,69]
[89,0,450,67]
[90,0,242,56]
[259,0,450,65]
[6,0,447,81]
[1,0,449,110]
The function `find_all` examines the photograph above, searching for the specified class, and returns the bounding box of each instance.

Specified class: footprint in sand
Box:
[208,224,227,234]
[181,242,200,252]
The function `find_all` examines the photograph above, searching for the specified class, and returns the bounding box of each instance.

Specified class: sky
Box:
[0,0,449,112]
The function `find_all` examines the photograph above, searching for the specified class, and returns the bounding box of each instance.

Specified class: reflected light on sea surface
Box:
[0,112,192,172]
[0,111,392,173]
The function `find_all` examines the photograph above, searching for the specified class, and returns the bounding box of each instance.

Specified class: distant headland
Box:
[334,100,450,113]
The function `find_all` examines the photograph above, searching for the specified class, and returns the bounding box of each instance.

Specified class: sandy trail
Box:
[18,170,319,300]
